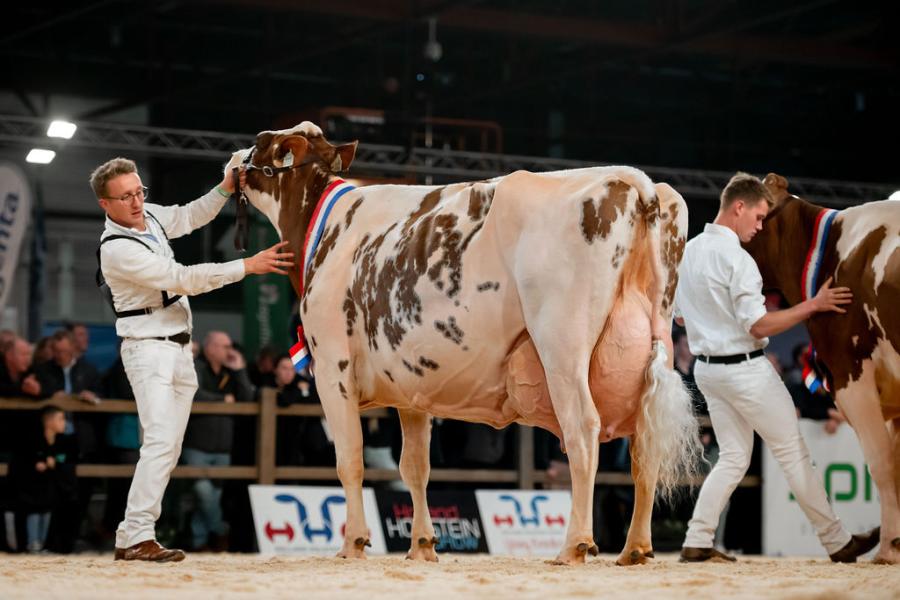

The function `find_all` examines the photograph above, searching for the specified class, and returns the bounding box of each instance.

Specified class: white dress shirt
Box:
[99,190,245,339]
[674,223,768,357]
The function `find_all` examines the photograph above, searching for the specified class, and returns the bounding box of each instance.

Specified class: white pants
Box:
[683,355,850,554]
[116,338,197,548]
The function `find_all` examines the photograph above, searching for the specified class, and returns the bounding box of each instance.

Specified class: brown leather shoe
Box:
[114,540,186,562]
[679,546,737,563]
[829,527,880,563]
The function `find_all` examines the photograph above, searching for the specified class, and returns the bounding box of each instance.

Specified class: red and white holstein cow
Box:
[228,122,700,565]
[744,173,900,564]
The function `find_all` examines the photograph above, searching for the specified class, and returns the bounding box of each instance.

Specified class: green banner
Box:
[242,214,292,358]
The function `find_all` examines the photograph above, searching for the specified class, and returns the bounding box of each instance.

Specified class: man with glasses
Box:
[91,157,293,562]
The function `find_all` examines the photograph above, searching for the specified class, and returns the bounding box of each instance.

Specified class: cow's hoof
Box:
[405,536,439,562]
[616,547,654,566]
[336,537,370,559]
[549,541,596,565]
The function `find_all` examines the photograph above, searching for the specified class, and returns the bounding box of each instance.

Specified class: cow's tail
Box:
[634,184,702,503]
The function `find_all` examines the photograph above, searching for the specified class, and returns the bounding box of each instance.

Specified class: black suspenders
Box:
[95,212,183,318]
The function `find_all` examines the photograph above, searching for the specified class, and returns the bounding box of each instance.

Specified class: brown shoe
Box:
[114,540,186,562]
[679,546,737,563]
[829,527,880,563]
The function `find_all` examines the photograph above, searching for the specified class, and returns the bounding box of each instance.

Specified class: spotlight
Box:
[47,120,77,139]
[26,148,56,164]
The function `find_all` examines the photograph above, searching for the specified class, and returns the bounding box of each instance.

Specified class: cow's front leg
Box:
[837,391,900,564]
[616,435,657,566]
[319,376,369,559]
[398,409,438,562]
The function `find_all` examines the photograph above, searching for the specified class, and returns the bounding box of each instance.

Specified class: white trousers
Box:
[116,338,197,548]
[683,355,850,554]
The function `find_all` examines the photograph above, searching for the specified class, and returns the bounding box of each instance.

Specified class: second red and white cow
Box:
[744,173,900,564]
[229,122,701,564]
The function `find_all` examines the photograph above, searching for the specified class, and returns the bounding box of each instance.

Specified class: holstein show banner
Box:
[0,162,31,312]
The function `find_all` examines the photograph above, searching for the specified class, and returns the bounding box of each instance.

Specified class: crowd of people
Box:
[0,309,849,557]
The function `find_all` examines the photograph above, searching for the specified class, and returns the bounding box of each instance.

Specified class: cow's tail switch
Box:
[637,340,703,502]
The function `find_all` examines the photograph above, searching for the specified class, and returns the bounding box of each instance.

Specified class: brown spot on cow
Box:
[467,185,494,221]
[477,281,500,292]
[338,360,349,372]
[403,359,424,377]
[434,316,464,345]
[343,288,357,336]
[345,196,363,227]
[418,356,439,370]
[580,181,630,244]
[814,226,889,392]
[343,184,489,351]
[338,381,348,398]
[660,202,685,311]
[383,370,394,382]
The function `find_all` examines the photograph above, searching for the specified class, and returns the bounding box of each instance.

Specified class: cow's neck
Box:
[775,199,832,307]
[279,168,336,298]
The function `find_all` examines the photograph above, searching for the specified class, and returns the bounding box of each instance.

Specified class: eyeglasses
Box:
[105,186,148,203]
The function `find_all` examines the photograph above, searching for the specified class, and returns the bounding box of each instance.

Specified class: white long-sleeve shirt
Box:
[99,189,245,339]
[674,223,768,357]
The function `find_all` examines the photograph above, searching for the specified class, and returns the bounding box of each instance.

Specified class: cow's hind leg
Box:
[524,316,603,565]
[397,408,438,562]
[318,376,370,559]
[616,435,657,565]
[837,387,900,564]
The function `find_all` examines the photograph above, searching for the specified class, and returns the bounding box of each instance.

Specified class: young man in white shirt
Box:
[675,172,879,563]
[92,157,293,562]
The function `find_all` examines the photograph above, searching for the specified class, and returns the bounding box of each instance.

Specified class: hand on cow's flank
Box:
[244,240,295,276]
[812,277,852,314]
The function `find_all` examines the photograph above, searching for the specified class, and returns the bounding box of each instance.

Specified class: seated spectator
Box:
[8,406,78,553]
[32,336,54,367]
[64,322,91,362]
[182,331,255,551]
[273,356,334,468]
[0,336,41,398]
[248,345,278,387]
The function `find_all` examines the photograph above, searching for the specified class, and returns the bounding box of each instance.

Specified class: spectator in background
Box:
[248,345,278,387]
[1,336,41,399]
[182,331,254,551]
[786,344,846,435]
[32,336,54,367]
[0,329,15,351]
[8,406,78,553]
[65,322,91,361]
[273,357,333,468]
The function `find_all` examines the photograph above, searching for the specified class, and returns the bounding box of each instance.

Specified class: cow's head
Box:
[743,172,811,297]
[226,121,358,239]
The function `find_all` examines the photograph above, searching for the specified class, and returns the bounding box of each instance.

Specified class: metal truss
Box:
[2,114,895,206]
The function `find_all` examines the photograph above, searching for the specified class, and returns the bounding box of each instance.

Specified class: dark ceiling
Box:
[3,0,898,182]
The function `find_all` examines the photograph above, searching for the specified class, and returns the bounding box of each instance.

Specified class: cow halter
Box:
[229,145,345,252]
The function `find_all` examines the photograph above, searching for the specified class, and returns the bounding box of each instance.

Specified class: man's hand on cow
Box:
[244,241,295,276]
[217,165,246,194]
[812,277,852,314]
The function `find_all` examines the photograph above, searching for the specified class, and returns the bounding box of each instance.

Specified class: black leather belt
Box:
[148,332,191,345]
[698,349,765,364]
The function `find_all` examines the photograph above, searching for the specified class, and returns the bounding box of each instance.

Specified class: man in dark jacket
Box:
[182,331,254,550]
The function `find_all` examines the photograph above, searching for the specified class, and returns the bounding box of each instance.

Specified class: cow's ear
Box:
[763,172,790,205]
[331,141,358,172]
[273,136,309,168]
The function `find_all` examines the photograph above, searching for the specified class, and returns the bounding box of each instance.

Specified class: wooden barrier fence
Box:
[0,391,760,489]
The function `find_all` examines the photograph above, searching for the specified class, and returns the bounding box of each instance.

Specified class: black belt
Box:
[698,349,765,364]
[146,332,191,346]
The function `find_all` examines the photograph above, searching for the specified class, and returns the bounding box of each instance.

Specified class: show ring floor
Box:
[2,553,898,599]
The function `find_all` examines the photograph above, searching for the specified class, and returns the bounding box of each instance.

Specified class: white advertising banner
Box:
[475,489,571,556]
[763,420,879,557]
[249,485,386,555]
[0,162,31,313]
